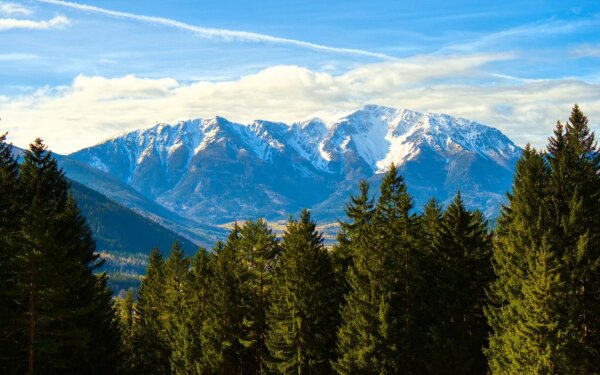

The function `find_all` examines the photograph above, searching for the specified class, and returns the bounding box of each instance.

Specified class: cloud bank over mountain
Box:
[3,54,598,153]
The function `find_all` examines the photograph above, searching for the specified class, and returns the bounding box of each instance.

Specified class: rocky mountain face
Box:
[69,105,521,223]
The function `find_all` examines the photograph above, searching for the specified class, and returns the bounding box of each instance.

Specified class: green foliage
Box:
[266,209,339,374]
[70,180,196,255]
[237,219,280,374]
[171,247,211,374]
[4,108,600,375]
[201,228,246,374]
[132,247,170,374]
[486,105,600,374]
[426,193,492,373]
[0,133,23,374]
[3,138,121,374]
[335,164,424,374]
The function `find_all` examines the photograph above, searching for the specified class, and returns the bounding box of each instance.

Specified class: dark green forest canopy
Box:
[1,105,599,374]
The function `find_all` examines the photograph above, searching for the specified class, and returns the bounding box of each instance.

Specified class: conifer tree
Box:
[266,209,338,374]
[0,133,23,374]
[485,145,573,373]
[237,219,280,374]
[426,193,492,373]
[171,247,210,374]
[162,241,192,374]
[116,289,136,374]
[17,138,120,374]
[201,227,246,374]
[133,247,170,374]
[546,105,600,371]
[336,165,422,374]
[331,180,374,302]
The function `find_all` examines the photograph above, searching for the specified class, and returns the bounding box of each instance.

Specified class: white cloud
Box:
[0,2,32,16]
[38,0,394,60]
[2,54,599,153]
[0,15,69,30]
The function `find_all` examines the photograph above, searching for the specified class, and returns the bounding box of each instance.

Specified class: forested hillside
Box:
[1,106,598,374]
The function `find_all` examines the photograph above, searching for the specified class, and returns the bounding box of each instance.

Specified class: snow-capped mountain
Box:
[69,105,521,223]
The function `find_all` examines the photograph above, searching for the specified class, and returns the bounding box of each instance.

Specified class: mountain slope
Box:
[69,180,198,254]
[69,105,521,222]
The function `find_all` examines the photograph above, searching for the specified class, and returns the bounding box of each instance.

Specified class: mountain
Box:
[69,105,521,222]
[11,146,225,251]
[54,153,225,247]
[69,180,198,254]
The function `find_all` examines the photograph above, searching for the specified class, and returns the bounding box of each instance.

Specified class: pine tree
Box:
[17,138,120,374]
[237,219,280,374]
[116,288,136,374]
[546,105,600,372]
[331,180,374,302]
[333,180,377,374]
[171,247,210,374]
[133,247,170,374]
[335,165,422,374]
[426,193,492,373]
[201,227,246,374]
[487,107,600,373]
[0,133,24,374]
[266,209,338,374]
[485,145,574,373]
[161,241,192,374]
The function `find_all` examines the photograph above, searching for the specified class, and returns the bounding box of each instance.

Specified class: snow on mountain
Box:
[69,105,522,223]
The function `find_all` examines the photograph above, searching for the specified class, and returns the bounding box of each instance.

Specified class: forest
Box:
[0,105,598,374]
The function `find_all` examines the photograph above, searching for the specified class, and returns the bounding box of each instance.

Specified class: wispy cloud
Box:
[38,0,396,60]
[0,2,32,16]
[446,15,600,52]
[0,15,69,30]
[570,43,600,58]
[0,52,39,60]
[2,54,597,154]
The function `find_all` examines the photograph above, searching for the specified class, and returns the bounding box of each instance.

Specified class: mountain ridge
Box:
[69,105,521,223]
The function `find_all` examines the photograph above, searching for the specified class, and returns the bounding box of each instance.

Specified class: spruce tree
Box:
[485,145,573,373]
[266,209,338,374]
[546,105,600,372]
[237,219,280,374]
[201,227,246,374]
[17,138,120,374]
[171,247,210,374]
[162,241,192,374]
[331,180,374,302]
[133,247,170,374]
[426,193,492,373]
[335,165,422,374]
[116,289,136,374]
[0,133,23,374]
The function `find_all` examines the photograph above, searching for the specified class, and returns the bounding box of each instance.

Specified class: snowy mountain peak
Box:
[69,105,521,221]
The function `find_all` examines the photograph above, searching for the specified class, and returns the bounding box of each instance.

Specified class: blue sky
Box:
[1,0,599,152]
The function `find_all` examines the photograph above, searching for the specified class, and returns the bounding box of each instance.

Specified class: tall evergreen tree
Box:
[331,180,374,302]
[161,241,192,374]
[485,145,575,373]
[0,133,24,374]
[17,138,120,374]
[171,247,210,374]
[237,219,280,374]
[133,247,170,374]
[116,289,136,374]
[201,227,246,374]
[335,165,422,374]
[488,107,600,373]
[546,105,600,372]
[426,193,492,374]
[266,209,338,374]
